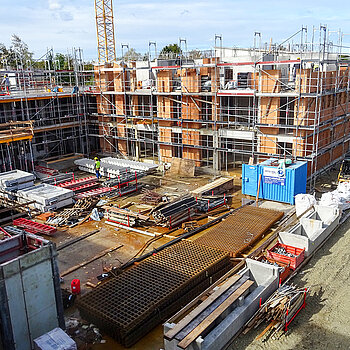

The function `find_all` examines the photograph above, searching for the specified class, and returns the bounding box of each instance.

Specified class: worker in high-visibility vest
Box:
[94,157,101,179]
[1,74,10,94]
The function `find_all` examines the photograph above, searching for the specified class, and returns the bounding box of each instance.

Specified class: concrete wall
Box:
[0,235,64,350]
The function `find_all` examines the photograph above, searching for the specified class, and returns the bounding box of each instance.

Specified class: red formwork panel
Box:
[267,243,305,270]
[58,176,97,189]
[13,218,57,236]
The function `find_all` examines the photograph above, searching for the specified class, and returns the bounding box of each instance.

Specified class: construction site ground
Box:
[49,166,350,349]
[56,169,243,349]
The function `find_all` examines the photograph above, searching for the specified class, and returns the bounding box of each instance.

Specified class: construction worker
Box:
[1,74,10,94]
[94,157,101,179]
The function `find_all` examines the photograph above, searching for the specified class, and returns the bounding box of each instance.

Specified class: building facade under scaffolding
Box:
[0,27,349,189]
[92,29,350,188]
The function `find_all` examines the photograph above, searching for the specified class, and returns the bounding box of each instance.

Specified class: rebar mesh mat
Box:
[194,206,284,256]
[77,240,230,347]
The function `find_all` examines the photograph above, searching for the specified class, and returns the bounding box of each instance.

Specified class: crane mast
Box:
[94,0,117,63]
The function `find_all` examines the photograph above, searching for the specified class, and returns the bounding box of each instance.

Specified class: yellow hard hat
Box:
[94,157,98,160]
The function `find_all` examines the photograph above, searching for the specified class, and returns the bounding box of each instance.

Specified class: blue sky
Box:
[1,0,350,61]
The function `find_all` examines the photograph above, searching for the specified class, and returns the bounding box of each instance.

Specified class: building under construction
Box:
[1,28,349,190]
[1,2,350,348]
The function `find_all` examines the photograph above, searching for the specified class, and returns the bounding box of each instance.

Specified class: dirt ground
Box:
[229,216,350,350]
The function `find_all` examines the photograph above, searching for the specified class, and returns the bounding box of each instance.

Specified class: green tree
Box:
[160,44,182,56]
[10,34,33,67]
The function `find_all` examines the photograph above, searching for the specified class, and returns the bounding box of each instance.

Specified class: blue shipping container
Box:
[242,158,307,204]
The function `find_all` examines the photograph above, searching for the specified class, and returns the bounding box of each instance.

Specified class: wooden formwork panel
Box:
[316,152,331,172]
[332,144,345,161]
[295,69,318,93]
[157,70,172,93]
[339,67,349,88]
[258,70,281,93]
[317,126,331,149]
[157,96,172,119]
[131,95,139,116]
[159,145,173,163]
[94,63,114,91]
[96,95,113,115]
[99,124,115,153]
[117,123,126,138]
[182,96,200,124]
[114,95,126,115]
[118,140,128,156]
[200,58,210,76]
[210,66,220,93]
[333,122,347,142]
[294,97,316,126]
[293,138,305,157]
[182,130,200,146]
[180,68,200,93]
[158,128,172,143]
[129,62,137,92]
[260,97,280,125]
[113,62,127,92]
[258,127,279,135]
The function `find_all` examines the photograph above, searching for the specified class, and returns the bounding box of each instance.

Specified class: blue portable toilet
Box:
[242,158,307,204]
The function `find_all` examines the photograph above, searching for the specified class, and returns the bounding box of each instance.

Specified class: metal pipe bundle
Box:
[197,197,227,212]
[153,196,198,228]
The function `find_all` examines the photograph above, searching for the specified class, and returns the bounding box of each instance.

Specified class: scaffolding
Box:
[0,26,349,189]
[90,26,350,188]
[0,49,94,172]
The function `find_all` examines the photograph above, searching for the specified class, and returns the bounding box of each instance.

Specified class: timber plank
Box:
[178,280,254,349]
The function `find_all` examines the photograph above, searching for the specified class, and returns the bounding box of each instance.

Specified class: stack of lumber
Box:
[244,284,308,340]
[104,206,149,227]
[192,177,234,197]
[164,273,254,348]
[47,197,98,226]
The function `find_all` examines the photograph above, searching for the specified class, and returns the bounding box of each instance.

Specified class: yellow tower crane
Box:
[94,0,117,63]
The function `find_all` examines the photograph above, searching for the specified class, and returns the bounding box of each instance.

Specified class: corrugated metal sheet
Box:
[242,158,307,204]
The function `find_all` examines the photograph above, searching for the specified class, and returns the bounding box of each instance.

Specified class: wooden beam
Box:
[164,96,188,106]
[183,86,201,111]
[165,274,242,340]
[193,97,219,106]
[178,280,254,349]
[60,244,123,277]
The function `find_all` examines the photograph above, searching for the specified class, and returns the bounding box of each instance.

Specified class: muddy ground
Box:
[229,216,350,350]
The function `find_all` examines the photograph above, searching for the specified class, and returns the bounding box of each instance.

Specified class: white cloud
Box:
[48,0,62,10]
